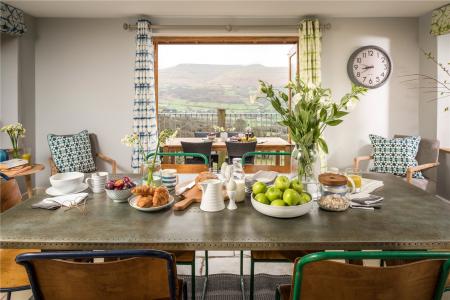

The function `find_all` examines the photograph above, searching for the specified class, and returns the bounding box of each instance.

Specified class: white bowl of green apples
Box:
[251,175,313,218]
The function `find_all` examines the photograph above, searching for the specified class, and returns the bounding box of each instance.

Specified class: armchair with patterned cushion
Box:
[354,134,440,193]
[48,131,117,175]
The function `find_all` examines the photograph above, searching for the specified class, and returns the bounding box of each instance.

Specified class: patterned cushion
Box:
[369,134,423,179]
[48,130,96,173]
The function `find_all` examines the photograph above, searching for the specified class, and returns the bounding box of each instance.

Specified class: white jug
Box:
[199,179,225,212]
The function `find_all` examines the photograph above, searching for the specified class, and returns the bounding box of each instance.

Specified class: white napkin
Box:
[361,178,384,194]
[32,193,88,210]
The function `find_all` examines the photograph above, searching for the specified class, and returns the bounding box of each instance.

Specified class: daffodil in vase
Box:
[258,79,367,182]
[0,123,26,159]
[121,129,177,186]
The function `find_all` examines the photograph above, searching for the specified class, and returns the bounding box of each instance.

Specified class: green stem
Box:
[147,139,160,185]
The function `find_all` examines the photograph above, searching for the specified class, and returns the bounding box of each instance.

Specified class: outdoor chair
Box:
[181,141,217,167]
[0,173,39,300]
[48,132,117,175]
[226,141,257,164]
[275,251,450,300]
[16,249,186,300]
[354,134,440,193]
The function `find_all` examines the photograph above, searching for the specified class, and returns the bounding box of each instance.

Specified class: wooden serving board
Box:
[173,180,228,211]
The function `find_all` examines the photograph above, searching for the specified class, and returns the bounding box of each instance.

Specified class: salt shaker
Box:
[226,179,237,210]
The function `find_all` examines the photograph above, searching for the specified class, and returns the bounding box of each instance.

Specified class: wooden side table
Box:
[2,164,45,198]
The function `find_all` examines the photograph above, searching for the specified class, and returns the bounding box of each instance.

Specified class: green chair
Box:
[241,151,312,300]
[275,251,450,300]
[146,152,210,300]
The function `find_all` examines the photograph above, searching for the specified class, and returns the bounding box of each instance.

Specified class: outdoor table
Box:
[1,173,449,251]
[163,137,292,167]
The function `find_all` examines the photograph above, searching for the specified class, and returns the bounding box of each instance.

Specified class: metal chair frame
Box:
[240,151,292,300]
[275,251,450,300]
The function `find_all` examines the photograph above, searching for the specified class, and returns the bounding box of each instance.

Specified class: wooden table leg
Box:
[24,174,33,199]
[285,146,292,170]
[275,150,281,166]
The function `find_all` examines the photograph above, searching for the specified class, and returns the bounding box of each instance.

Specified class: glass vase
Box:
[142,162,162,187]
[291,144,321,199]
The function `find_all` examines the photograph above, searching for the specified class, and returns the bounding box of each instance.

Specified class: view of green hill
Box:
[159,64,288,113]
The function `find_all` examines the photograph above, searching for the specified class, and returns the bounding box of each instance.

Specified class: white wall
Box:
[437,33,450,148]
[35,19,135,186]
[34,17,421,185]
[321,18,420,169]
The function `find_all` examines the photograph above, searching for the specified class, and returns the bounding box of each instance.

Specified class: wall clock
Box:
[347,45,392,88]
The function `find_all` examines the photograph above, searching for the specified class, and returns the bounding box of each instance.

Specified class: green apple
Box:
[274,175,290,191]
[299,192,312,204]
[290,178,303,193]
[283,189,301,206]
[254,193,270,205]
[271,199,286,206]
[265,187,283,202]
[252,181,267,195]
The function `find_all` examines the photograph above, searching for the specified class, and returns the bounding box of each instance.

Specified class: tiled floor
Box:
[2,251,449,300]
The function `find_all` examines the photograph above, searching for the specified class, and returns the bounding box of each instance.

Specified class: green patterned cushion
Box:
[48,130,96,173]
[369,134,423,178]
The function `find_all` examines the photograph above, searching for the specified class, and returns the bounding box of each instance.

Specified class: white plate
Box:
[128,195,175,212]
[46,183,88,196]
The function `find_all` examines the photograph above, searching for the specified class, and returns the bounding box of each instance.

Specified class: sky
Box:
[158,44,294,69]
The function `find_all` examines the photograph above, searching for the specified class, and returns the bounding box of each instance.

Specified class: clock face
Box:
[347,46,391,88]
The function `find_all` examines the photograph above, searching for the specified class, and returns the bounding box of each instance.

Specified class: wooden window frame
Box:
[153,36,299,123]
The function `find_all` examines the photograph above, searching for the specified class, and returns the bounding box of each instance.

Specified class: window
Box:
[155,38,297,137]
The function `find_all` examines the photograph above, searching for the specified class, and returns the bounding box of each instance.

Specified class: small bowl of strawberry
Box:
[105,176,136,202]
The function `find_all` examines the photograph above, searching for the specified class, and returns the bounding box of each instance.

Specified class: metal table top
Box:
[1,173,449,250]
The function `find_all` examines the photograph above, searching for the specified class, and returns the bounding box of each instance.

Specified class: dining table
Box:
[1,173,450,251]
[163,137,292,167]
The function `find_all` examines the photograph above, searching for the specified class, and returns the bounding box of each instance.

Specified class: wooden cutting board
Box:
[173,181,229,211]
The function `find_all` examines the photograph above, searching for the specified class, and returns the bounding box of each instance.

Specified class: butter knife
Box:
[176,180,196,196]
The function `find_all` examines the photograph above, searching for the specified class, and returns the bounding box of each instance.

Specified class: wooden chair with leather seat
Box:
[0,173,40,300]
[49,133,117,175]
[146,152,211,300]
[16,249,187,300]
[354,135,440,193]
[275,251,450,300]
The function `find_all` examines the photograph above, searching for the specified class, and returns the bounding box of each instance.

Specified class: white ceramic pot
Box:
[50,172,84,194]
[251,193,313,218]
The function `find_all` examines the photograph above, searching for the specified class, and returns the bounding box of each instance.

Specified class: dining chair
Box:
[238,151,317,300]
[48,132,117,175]
[147,152,210,174]
[242,151,291,173]
[147,151,211,300]
[226,141,257,164]
[353,134,440,193]
[276,251,450,300]
[16,249,186,300]
[0,173,40,300]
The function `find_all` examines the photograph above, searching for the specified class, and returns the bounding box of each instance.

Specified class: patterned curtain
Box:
[0,2,27,36]
[132,19,157,172]
[298,18,321,85]
[430,4,450,36]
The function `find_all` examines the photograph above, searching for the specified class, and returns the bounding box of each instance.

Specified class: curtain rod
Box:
[122,23,331,32]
